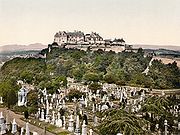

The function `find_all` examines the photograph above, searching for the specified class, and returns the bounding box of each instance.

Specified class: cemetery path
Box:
[0,107,55,135]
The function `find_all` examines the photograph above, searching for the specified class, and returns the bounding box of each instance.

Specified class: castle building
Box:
[54,31,103,45]
[85,32,104,44]
[52,30,132,52]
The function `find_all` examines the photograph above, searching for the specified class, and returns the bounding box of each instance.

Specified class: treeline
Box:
[43,46,179,89]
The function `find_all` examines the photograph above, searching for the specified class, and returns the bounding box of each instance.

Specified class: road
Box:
[0,108,55,135]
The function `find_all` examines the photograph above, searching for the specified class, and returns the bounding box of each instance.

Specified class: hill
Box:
[133,44,180,51]
[1,45,179,89]
[0,43,47,53]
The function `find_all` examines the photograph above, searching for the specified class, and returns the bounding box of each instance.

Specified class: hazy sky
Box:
[0,0,180,46]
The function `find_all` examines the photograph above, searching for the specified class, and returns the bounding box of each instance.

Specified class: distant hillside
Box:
[133,44,180,51]
[0,43,47,53]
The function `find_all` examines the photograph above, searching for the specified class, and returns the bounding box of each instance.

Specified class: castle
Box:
[53,30,132,52]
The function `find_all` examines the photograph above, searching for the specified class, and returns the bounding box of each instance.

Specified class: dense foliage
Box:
[1,46,180,91]
[98,95,178,135]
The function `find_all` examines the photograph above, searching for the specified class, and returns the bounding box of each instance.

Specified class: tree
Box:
[7,89,18,109]
[137,48,144,56]
[98,109,148,135]
[24,109,29,119]
[27,89,38,114]
[83,72,101,83]
[20,71,33,84]
[88,82,102,92]
[140,96,175,133]
[67,89,85,101]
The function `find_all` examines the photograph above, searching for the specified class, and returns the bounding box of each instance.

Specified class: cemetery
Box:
[0,79,180,135]
[0,46,180,135]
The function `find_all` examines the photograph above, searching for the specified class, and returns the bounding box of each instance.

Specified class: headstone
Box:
[37,108,41,119]
[75,115,80,135]
[49,103,53,110]
[98,105,101,112]
[92,104,95,113]
[40,109,45,121]
[11,119,17,134]
[25,122,30,135]
[51,111,55,125]
[84,98,88,107]
[0,97,3,104]
[81,120,87,135]
[101,104,108,111]
[62,100,66,108]
[68,115,74,132]
[0,112,6,134]
[63,116,66,129]
[56,117,62,127]
[20,127,24,135]
[161,91,165,96]
[89,129,93,135]
[94,116,98,126]
[33,132,39,135]
[45,100,50,122]
[41,98,43,104]
[5,111,10,131]
[164,120,167,135]
[57,112,61,120]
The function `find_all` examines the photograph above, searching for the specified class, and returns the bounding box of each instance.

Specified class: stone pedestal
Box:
[68,115,74,132]
[75,115,80,135]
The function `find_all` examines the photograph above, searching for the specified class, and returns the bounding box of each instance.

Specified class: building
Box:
[84,32,104,44]
[54,31,104,46]
[54,31,68,45]
[53,30,132,52]
[112,38,125,46]
[54,31,84,45]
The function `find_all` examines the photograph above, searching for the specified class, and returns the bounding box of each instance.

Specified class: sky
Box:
[0,0,180,46]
